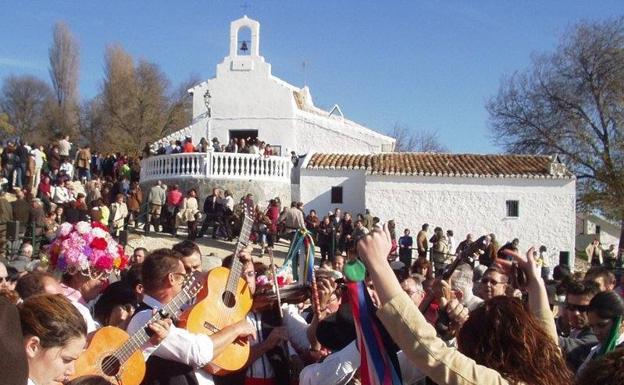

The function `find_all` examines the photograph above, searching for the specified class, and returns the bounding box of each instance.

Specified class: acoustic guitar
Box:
[180,204,255,375]
[72,273,203,385]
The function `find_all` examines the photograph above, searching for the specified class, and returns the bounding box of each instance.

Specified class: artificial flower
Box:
[48,221,129,276]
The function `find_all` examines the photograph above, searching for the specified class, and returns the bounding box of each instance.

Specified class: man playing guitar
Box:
[126,248,256,385]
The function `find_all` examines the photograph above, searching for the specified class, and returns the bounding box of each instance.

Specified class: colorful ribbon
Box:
[279,229,316,284]
[347,281,403,385]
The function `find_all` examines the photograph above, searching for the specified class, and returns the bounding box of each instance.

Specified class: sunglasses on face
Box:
[565,303,590,313]
[480,278,506,286]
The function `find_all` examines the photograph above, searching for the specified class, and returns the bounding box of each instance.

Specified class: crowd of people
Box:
[1,194,624,385]
[0,135,146,265]
[2,135,624,385]
[149,136,279,157]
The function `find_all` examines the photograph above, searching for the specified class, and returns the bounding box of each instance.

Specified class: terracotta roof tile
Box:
[305,153,573,179]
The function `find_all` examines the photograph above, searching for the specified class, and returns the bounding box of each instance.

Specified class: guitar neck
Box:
[115,282,197,362]
[225,210,254,292]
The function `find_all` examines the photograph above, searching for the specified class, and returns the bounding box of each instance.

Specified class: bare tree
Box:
[387,123,448,153]
[98,44,194,153]
[160,74,200,137]
[487,17,624,252]
[49,21,80,136]
[0,75,54,142]
[78,97,105,151]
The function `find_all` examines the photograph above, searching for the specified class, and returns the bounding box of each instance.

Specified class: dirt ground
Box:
[125,229,292,271]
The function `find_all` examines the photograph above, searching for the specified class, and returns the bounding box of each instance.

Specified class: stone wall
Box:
[140,177,292,209]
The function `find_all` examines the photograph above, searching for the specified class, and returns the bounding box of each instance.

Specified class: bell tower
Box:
[228,16,261,71]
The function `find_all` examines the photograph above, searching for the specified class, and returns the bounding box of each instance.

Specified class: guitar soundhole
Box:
[101,355,121,377]
[222,291,237,308]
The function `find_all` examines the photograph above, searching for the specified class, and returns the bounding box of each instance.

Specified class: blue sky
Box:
[0,1,621,153]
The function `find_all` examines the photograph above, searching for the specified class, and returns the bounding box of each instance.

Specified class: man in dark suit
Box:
[198,188,222,238]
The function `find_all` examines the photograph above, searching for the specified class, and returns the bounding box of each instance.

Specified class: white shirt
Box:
[283,304,311,353]
[31,148,45,168]
[60,284,97,334]
[60,162,74,178]
[447,236,456,255]
[73,300,97,334]
[52,186,71,204]
[299,341,425,385]
[58,139,71,156]
[126,294,215,385]
[464,293,484,312]
[223,196,234,212]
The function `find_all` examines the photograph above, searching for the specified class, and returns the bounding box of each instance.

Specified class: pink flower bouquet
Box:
[48,221,129,277]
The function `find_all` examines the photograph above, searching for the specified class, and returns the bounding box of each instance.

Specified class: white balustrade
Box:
[141,152,292,183]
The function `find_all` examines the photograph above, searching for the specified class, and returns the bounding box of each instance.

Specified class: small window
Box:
[506,200,519,217]
[331,186,343,204]
[595,225,601,235]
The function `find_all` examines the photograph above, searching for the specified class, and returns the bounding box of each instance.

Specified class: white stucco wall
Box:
[176,16,394,156]
[299,169,366,217]
[577,215,621,249]
[294,115,387,154]
[364,175,576,268]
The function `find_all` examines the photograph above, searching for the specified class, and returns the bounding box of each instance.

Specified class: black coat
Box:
[203,195,222,215]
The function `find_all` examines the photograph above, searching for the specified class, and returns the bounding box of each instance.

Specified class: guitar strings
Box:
[99,279,200,375]
[215,209,252,334]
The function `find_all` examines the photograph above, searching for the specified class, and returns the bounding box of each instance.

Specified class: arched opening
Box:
[237,26,252,56]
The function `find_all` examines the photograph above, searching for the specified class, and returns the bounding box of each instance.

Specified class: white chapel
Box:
[141,16,577,269]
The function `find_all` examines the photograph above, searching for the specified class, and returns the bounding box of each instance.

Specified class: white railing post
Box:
[259,156,264,177]
[205,152,211,177]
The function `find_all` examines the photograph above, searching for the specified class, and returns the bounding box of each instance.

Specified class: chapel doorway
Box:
[229,129,258,143]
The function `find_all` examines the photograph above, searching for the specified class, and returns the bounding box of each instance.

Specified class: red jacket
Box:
[167,189,183,207]
[266,205,280,233]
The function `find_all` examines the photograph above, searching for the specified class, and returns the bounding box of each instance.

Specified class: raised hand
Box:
[432,279,454,305]
[444,298,469,332]
[357,223,393,269]
[356,223,402,306]
[499,246,540,285]
[317,277,337,318]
